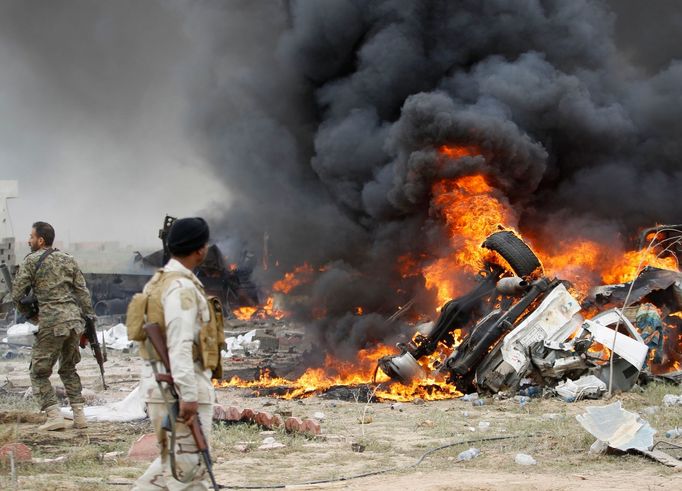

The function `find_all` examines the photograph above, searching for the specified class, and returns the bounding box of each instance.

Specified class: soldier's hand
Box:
[179,400,199,425]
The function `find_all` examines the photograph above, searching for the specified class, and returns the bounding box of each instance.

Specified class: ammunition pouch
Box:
[125,270,225,378]
[126,292,150,342]
[203,296,225,379]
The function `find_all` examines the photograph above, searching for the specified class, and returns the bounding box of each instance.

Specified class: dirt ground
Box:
[0,345,681,490]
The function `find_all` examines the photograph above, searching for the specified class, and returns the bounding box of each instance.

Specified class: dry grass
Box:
[0,377,679,489]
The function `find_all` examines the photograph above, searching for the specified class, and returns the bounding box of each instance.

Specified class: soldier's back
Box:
[31,250,84,329]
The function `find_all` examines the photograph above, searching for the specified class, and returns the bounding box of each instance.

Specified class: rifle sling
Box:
[34,248,56,276]
[24,248,55,297]
[148,360,192,483]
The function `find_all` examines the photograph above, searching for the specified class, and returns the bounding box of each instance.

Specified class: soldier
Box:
[131,217,217,490]
[12,221,96,430]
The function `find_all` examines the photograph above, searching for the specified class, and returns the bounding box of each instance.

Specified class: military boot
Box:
[38,404,67,431]
[71,404,87,429]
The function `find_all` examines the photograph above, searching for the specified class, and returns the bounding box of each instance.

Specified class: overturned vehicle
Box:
[379,230,681,398]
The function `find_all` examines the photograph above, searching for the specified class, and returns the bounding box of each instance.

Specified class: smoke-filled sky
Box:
[1,0,679,246]
[0,0,679,245]
[2,1,682,354]
[0,0,227,246]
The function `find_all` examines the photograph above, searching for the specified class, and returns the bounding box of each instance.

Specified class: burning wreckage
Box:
[2,218,681,405]
[375,229,682,401]
[82,216,260,319]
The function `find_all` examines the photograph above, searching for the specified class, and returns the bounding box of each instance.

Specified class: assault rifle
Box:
[80,316,108,390]
[144,322,219,489]
[159,215,177,266]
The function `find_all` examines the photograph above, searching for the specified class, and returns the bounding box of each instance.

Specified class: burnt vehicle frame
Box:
[379,230,556,389]
[377,229,654,394]
[87,215,260,317]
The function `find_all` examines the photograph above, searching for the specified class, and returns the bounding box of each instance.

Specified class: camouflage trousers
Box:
[132,400,213,490]
[30,325,84,410]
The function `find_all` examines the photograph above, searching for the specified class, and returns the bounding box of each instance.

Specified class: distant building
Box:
[0,180,18,267]
[0,238,14,266]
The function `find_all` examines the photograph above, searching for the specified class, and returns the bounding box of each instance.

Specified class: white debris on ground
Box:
[663,394,682,406]
[456,448,481,461]
[258,436,285,450]
[576,401,656,452]
[98,323,134,351]
[223,329,260,357]
[61,385,146,422]
[555,375,607,402]
[2,322,38,346]
[514,453,537,465]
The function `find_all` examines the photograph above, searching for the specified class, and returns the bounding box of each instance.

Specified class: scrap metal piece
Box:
[589,266,682,307]
[594,358,641,393]
[590,309,645,343]
[633,448,682,469]
[583,315,648,370]
[529,341,591,380]
[496,276,528,296]
[377,352,425,383]
[501,283,582,374]
[583,309,649,392]
[555,375,606,401]
[576,401,656,452]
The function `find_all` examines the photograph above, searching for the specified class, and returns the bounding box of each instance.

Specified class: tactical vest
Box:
[126,269,225,379]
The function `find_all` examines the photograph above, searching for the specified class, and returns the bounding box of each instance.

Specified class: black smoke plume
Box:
[186,0,682,358]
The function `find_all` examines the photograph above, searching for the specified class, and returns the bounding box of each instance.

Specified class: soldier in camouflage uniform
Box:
[12,221,96,431]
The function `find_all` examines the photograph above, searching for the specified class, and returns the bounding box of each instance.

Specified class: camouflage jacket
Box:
[12,248,95,336]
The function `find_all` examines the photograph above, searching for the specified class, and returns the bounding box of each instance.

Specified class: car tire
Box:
[482,230,542,277]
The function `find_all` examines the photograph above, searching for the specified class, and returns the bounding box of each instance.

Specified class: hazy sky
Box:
[1,0,680,249]
[0,1,227,247]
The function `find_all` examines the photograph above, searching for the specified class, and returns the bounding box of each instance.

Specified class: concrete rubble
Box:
[0,443,32,462]
[212,404,321,436]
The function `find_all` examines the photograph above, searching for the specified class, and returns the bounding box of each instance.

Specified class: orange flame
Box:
[273,263,314,294]
[601,249,678,284]
[534,238,679,296]
[439,144,482,159]
[396,145,682,307]
[231,297,286,321]
[226,144,681,400]
[232,306,257,321]
[215,345,461,401]
[424,169,517,305]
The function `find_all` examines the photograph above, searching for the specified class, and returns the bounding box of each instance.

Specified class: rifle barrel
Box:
[0,264,12,294]
[144,322,220,488]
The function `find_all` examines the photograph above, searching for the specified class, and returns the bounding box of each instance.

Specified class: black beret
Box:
[167,217,210,255]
